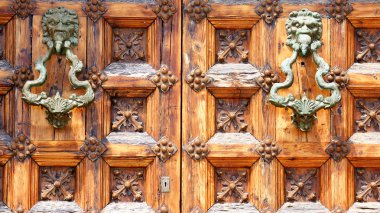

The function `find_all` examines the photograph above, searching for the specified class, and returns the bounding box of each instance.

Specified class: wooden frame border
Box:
[30,159,82,209]
[101,157,157,210]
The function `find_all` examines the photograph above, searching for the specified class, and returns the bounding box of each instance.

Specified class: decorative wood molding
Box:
[356,29,380,63]
[40,167,75,201]
[184,137,209,161]
[82,0,108,23]
[255,0,283,25]
[80,137,107,161]
[184,0,211,23]
[217,30,249,63]
[111,168,144,202]
[325,137,350,162]
[189,206,204,213]
[152,0,177,23]
[12,66,34,89]
[325,0,353,23]
[151,136,177,162]
[256,137,281,164]
[216,169,249,203]
[8,133,36,162]
[331,207,344,213]
[15,204,24,213]
[256,64,279,93]
[216,99,248,133]
[151,65,178,93]
[355,168,380,202]
[112,98,144,132]
[326,67,349,90]
[85,66,107,90]
[355,100,380,132]
[113,29,146,62]
[285,168,318,202]
[11,0,36,19]
[156,204,169,213]
[261,199,274,213]
[185,67,211,92]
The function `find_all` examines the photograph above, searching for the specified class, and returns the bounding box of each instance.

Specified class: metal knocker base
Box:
[21,7,95,128]
[269,9,342,131]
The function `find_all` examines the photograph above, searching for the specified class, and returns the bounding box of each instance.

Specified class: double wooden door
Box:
[0,0,380,212]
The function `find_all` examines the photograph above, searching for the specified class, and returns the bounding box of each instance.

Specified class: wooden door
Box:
[182,0,380,212]
[0,0,180,212]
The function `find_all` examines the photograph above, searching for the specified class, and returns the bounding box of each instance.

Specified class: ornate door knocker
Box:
[22,7,95,128]
[269,9,342,131]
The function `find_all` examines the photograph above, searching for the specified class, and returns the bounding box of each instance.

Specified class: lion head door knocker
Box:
[269,9,342,131]
[22,7,95,128]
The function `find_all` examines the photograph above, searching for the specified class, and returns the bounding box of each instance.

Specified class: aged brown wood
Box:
[0,0,181,212]
[1,0,380,212]
[183,1,380,212]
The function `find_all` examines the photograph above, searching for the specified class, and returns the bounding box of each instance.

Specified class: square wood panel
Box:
[285,168,320,202]
[215,99,251,134]
[354,98,380,133]
[110,167,146,202]
[355,28,380,63]
[355,168,380,202]
[112,28,147,63]
[39,167,76,201]
[111,98,146,133]
[215,29,250,64]
[214,168,249,203]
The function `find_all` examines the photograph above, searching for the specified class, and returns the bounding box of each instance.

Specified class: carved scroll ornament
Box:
[21,7,94,128]
[269,9,341,131]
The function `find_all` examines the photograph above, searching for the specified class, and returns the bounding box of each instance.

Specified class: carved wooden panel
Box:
[354,99,380,132]
[110,168,145,202]
[215,168,249,203]
[112,28,147,63]
[111,98,146,132]
[355,29,380,63]
[355,168,380,202]
[216,99,250,133]
[215,29,250,64]
[39,167,76,201]
[0,25,4,60]
[285,168,319,202]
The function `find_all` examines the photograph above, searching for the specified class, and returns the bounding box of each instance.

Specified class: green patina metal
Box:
[22,7,94,128]
[269,9,341,131]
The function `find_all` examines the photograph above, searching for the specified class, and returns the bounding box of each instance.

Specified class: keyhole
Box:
[301,61,305,67]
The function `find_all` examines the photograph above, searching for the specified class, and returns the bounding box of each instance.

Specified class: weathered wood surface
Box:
[206,203,260,213]
[348,202,380,213]
[102,202,155,213]
[29,201,83,213]
[207,133,259,144]
[277,202,329,213]
[206,64,260,88]
[104,63,156,78]
[0,202,11,213]
[105,132,156,145]
[349,132,380,144]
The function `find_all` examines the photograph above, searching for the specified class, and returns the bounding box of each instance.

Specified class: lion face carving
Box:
[42,7,79,53]
[285,9,322,56]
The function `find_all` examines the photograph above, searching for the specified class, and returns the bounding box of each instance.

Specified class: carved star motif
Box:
[216,169,249,203]
[40,167,75,201]
[112,169,144,202]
